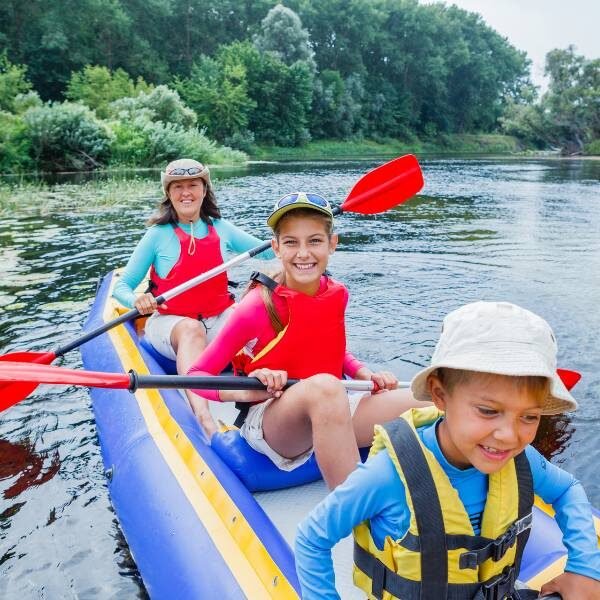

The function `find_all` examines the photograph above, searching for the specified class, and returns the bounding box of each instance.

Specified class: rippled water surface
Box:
[1,158,599,597]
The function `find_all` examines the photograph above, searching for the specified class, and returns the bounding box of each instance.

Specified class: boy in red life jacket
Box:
[188,192,423,488]
[295,301,600,600]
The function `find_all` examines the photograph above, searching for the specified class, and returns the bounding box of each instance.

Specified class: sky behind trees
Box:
[425,0,600,90]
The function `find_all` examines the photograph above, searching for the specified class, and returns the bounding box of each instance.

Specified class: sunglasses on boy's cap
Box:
[267,192,334,228]
[161,159,211,194]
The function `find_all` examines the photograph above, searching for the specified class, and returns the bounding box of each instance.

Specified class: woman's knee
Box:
[171,318,206,346]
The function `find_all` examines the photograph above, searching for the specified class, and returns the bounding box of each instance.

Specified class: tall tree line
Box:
[0,0,531,146]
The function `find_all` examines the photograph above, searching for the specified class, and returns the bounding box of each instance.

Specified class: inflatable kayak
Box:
[81,270,600,599]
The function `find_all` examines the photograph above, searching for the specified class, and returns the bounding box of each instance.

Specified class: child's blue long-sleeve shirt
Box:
[295,419,600,600]
[112,219,274,307]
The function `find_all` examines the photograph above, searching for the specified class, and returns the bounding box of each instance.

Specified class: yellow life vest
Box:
[353,407,534,600]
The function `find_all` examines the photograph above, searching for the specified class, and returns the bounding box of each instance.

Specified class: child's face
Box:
[272,214,337,295]
[428,373,544,474]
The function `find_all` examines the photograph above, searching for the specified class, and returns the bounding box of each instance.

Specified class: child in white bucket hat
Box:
[296,301,600,600]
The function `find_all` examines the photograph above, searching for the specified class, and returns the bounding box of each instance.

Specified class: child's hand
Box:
[539,571,600,599]
[247,368,288,399]
[370,370,398,392]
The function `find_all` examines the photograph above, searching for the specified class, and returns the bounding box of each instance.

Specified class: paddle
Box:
[0,362,409,402]
[0,362,580,410]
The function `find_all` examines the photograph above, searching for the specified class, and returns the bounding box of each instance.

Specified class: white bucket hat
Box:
[161,158,211,195]
[411,301,577,415]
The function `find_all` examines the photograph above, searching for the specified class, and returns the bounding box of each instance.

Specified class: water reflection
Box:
[0,438,60,499]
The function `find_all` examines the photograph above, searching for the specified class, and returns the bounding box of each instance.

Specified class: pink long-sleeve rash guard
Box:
[188,276,364,400]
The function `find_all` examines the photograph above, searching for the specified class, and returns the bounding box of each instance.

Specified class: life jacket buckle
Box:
[491,512,533,562]
[481,565,517,600]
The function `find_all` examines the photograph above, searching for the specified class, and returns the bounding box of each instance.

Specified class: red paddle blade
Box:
[0,362,131,411]
[0,351,58,411]
[342,154,424,214]
[557,368,581,391]
[0,351,57,365]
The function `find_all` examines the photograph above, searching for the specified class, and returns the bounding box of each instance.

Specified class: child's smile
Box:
[431,374,543,474]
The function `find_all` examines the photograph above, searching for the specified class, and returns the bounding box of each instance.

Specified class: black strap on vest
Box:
[387,418,449,599]
[250,271,278,290]
[353,418,535,600]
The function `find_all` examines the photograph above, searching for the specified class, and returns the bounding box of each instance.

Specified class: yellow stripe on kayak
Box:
[104,272,298,600]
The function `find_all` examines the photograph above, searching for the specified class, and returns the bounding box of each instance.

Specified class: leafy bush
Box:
[23,102,112,171]
[13,91,42,114]
[109,117,245,166]
[66,65,151,119]
[584,139,600,156]
[0,112,32,173]
[0,53,32,113]
[109,85,197,129]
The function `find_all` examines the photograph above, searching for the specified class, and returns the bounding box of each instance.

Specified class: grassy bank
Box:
[251,134,522,160]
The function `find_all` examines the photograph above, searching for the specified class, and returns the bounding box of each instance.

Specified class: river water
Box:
[0,157,599,597]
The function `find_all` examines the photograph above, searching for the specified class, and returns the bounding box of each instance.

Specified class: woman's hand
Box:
[134,292,161,315]
[247,368,288,401]
[540,571,600,599]
[355,367,398,392]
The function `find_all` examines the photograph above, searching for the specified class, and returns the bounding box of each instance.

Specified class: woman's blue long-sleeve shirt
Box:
[112,218,274,307]
[295,419,600,599]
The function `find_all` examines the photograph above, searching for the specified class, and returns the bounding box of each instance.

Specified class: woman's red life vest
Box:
[238,273,347,378]
[149,224,234,319]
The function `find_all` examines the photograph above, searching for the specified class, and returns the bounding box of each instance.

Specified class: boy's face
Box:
[428,373,544,474]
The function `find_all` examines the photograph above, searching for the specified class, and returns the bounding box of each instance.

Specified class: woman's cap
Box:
[410,301,577,415]
[267,192,334,229]
[161,159,211,195]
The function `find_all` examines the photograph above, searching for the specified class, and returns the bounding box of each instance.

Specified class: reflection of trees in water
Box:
[0,438,60,499]
[532,415,574,460]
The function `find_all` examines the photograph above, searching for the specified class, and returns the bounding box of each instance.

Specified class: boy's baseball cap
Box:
[410,301,577,415]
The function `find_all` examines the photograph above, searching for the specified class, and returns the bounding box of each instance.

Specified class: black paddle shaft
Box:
[127,371,301,392]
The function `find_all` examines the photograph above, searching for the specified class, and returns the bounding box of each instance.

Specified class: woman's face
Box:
[272,213,337,295]
[168,178,205,222]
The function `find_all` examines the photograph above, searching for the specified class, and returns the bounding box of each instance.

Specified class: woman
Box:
[113,158,273,435]
[189,192,422,488]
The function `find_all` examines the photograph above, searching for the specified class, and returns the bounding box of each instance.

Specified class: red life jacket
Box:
[239,273,347,378]
[149,224,234,319]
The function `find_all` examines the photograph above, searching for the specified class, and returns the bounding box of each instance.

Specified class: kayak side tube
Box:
[81,271,300,600]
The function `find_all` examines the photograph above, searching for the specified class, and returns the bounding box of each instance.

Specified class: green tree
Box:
[174,44,256,141]
[0,52,32,112]
[253,4,315,69]
[66,65,151,118]
[542,46,600,153]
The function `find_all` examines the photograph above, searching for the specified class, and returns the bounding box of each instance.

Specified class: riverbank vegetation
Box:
[0,0,598,174]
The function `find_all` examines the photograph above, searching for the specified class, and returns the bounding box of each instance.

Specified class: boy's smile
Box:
[429,374,544,474]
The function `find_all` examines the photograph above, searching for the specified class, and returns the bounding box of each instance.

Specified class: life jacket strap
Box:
[250,271,278,291]
[458,512,533,569]
[354,542,482,600]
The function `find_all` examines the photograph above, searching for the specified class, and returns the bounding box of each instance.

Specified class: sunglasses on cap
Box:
[167,166,205,176]
[276,192,330,209]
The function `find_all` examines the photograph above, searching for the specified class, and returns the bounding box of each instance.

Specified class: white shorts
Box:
[239,391,366,471]
[143,305,235,361]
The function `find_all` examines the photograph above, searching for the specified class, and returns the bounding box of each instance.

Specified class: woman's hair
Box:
[146,181,221,226]
[243,209,334,333]
[435,367,550,404]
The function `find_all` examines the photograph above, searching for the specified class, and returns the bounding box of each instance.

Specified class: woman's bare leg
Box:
[352,388,424,447]
[171,318,218,437]
[262,374,360,488]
